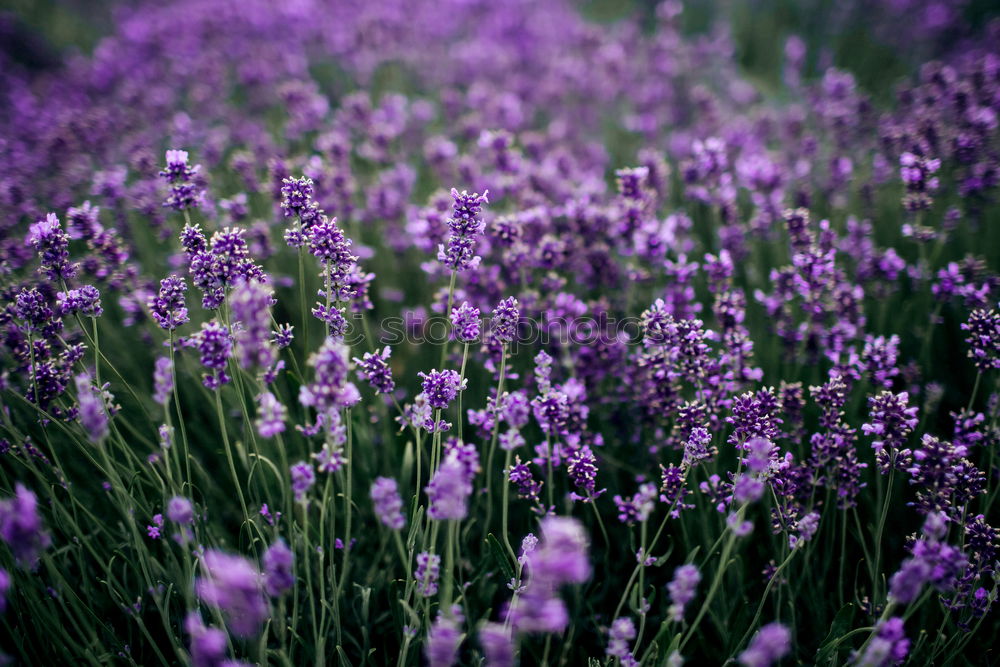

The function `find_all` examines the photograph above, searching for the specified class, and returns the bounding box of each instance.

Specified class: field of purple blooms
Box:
[1,0,1000,665]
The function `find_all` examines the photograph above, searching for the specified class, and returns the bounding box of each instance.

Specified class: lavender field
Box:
[1,0,999,664]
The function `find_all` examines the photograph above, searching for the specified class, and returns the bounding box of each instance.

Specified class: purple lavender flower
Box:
[439,188,488,272]
[789,512,820,549]
[185,613,228,667]
[56,286,102,318]
[889,513,968,604]
[415,551,441,597]
[354,346,395,395]
[863,389,919,472]
[491,297,519,345]
[660,465,693,517]
[567,445,599,497]
[14,287,58,333]
[853,617,909,666]
[271,324,295,349]
[478,622,513,667]
[606,617,639,667]
[426,612,462,667]
[899,152,939,211]
[531,516,591,585]
[230,280,276,371]
[159,150,204,211]
[167,496,194,525]
[196,550,267,638]
[299,338,359,415]
[906,435,985,518]
[419,369,467,410]
[290,462,315,503]
[28,213,75,281]
[738,622,791,667]
[370,477,405,530]
[0,484,51,567]
[263,539,295,597]
[75,374,108,443]
[0,569,9,613]
[961,308,1000,371]
[152,356,173,406]
[255,392,287,438]
[280,176,318,221]
[149,276,189,331]
[189,321,232,389]
[450,302,481,343]
[426,454,474,521]
[667,564,701,622]
[66,201,102,241]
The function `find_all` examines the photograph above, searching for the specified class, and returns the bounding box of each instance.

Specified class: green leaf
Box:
[486,533,515,583]
[815,604,856,665]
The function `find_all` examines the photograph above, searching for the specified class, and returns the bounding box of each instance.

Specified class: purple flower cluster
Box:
[159,150,204,211]
[370,477,405,530]
[196,550,268,638]
[439,188,488,272]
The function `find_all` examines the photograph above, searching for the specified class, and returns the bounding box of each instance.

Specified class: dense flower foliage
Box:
[0,0,999,664]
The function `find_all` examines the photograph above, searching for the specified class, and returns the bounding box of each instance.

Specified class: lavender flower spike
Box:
[370,477,406,530]
[738,622,791,667]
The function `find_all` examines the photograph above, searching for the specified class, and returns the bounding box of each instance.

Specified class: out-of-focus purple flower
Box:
[853,617,909,666]
[614,483,659,524]
[67,201,102,241]
[667,564,701,622]
[738,622,791,667]
[370,477,405,530]
[230,280,276,371]
[159,150,204,211]
[354,346,395,395]
[255,392,287,438]
[415,551,441,597]
[508,517,590,635]
[75,374,108,443]
[185,612,228,667]
[28,213,75,281]
[166,497,193,527]
[426,611,462,667]
[56,285,102,318]
[426,453,474,521]
[606,616,639,667]
[478,622,513,667]
[530,516,591,585]
[152,357,173,406]
[419,369,466,410]
[899,152,939,211]
[196,550,267,638]
[451,302,481,343]
[861,335,900,389]
[149,275,189,331]
[0,484,51,567]
[263,539,295,597]
[439,188,488,272]
[290,461,316,503]
[0,568,9,613]
[299,338,359,415]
